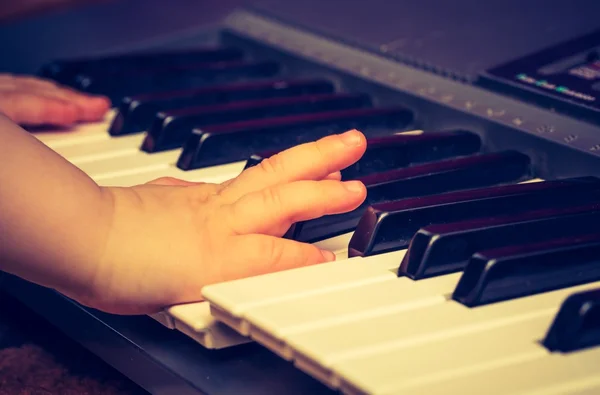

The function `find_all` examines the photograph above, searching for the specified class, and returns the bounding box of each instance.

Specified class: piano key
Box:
[399,202,600,280]
[86,152,206,182]
[409,341,600,395]
[39,47,245,85]
[284,281,600,382]
[203,250,403,336]
[142,92,372,153]
[95,160,247,187]
[165,302,250,349]
[243,272,461,360]
[112,78,335,137]
[341,130,482,179]
[542,288,600,353]
[32,110,117,147]
[176,106,414,170]
[335,315,552,394]
[289,150,532,243]
[242,130,480,175]
[76,60,282,102]
[348,176,600,258]
[52,134,146,163]
[452,232,600,307]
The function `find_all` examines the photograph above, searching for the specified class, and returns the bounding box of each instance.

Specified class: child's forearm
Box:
[0,115,112,300]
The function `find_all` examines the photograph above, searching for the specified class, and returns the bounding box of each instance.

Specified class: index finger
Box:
[218,129,367,202]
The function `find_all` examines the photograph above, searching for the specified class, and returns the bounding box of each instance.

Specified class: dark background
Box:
[0,0,248,74]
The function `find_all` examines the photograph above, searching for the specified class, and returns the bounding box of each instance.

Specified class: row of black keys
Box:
[114,79,414,170]
[40,48,419,169]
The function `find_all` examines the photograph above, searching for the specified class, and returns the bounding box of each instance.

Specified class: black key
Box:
[288,151,532,243]
[76,60,281,103]
[347,177,600,258]
[110,79,335,137]
[142,93,371,152]
[38,47,244,86]
[452,232,600,307]
[342,130,482,179]
[543,288,600,353]
[176,106,414,170]
[243,130,483,175]
[400,202,600,280]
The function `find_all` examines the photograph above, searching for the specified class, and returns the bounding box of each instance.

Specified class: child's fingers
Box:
[0,74,59,90]
[224,179,366,236]
[0,91,79,127]
[218,130,367,202]
[34,85,111,122]
[213,233,335,283]
[0,74,111,124]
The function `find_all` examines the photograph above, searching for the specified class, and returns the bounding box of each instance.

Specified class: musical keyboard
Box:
[4,1,600,394]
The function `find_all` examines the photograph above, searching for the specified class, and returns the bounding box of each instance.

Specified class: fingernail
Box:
[340,129,362,146]
[343,180,365,193]
[321,249,336,262]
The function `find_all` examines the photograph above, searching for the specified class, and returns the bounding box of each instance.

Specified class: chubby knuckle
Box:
[260,186,283,210]
[258,236,284,266]
[258,153,285,175]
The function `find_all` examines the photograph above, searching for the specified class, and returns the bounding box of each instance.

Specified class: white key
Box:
[244,273,460,359]
[165,302,249,349]
[335,314,553,394]
[203,251,402,336]
[53,134,146,163]
[285,281,600,380]
[34,110,116,147]
[96,160,246,187]
[407,344,600,395]
[73,150,180,177]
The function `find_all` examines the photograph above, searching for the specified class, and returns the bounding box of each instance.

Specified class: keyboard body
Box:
[2,1,600,394]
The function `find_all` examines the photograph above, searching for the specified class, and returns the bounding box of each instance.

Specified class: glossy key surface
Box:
[400,202,600,279]
[348,176,600,258]
[111,79,335,137]
[243,130,482,175]
[76,60,281,102]
[543,288,600,353]
[452,232,600,307]
[290,151,532,243]
[176,106,414,170]
[143,93,371,153]
[341,130,482,179]
[38,47,244,85]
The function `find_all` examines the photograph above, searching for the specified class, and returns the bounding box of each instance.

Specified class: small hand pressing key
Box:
[0,74,110,127]
[0,113,367,315]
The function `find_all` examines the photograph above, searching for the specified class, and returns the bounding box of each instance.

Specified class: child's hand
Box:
[0,74,110,127]
[84,130,368,315]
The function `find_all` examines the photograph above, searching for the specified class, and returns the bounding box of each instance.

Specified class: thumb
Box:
[216,234,336,283]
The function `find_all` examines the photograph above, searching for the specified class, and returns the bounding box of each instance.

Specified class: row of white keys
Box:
[34,110,117,147]
[205,233,401,333]
[401,338,600,395]
[288,282,599,385]
[331,282,600,394]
